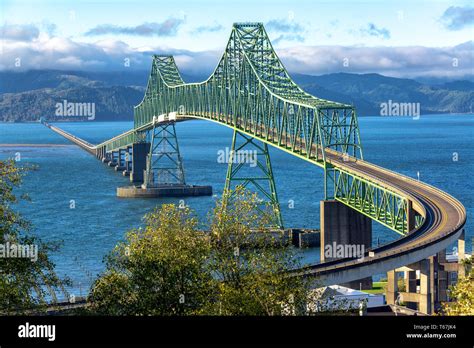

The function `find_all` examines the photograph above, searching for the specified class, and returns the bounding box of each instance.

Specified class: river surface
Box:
[0,114,473,296]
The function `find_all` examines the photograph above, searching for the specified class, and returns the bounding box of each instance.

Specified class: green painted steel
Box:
[223,129,283,229]
[328,167,410,234]
[95,22,421,236]
[143,122,185,187]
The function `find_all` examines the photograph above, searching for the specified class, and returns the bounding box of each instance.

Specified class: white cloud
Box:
[276,42,474,79]
[0,24,39,41]
[0,24,472,80]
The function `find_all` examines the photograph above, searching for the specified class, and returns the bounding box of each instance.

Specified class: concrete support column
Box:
[108,151,118,167]
[119,149,124,167]
[405,270,417,292]
[437,249,448,303]
[320,200,372,290]
[386,270,398,305]
[115,149,127,171]
[404,270,417,310]
[125,147,132,171]
[418,259,432,314]
[130,142,150,183]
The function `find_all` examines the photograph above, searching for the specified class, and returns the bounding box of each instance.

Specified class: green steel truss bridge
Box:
[44,23,466,286]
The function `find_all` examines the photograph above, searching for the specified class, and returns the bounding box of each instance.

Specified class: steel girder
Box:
[143,121,185,188]
[223,129,283,229]
[326,167,422,235]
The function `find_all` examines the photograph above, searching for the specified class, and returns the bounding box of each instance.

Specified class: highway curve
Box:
[293,149,466,286]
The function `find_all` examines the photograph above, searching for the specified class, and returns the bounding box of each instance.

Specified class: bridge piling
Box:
[130,142,150,183]
[320,200,373,290]
[115,123,212,198]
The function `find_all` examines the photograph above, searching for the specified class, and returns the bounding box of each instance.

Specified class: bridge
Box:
[44,23,467,314]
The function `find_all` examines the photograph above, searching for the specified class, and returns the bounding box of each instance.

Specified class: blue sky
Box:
[1,0,473,78]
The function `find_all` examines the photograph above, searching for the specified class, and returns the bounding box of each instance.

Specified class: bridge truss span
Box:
[46,22,466,286]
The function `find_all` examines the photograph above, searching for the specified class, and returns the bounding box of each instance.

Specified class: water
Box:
[1,114,473,296]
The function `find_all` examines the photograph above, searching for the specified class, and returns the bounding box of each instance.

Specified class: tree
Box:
[89,187,311,315]
[205,187,309,315]
[89,204,214,315]
[0,159,68,314]
[442,260,474,315]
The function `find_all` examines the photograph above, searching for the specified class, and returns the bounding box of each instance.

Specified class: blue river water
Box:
[0,114,473,296]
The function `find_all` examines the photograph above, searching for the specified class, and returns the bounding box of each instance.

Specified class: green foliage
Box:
[0,159,68,314]
[205,187,308,315]
[442,267,474,315]
[89,204,213,315]
[89,187,311,316]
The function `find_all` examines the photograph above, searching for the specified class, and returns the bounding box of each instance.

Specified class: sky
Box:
[0,0,473,79]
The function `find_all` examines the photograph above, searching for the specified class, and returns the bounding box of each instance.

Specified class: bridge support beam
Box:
[108,151,118,167]
[143,122,185,188]
[386,270,398,306]
[130,142,150,183]
[386,230,467,314]
[122,146,132,176]
[115,148,126,171]
[404,270,418,310]
[117,122,212,198]
[395,259,433,314]
[320,200,372,290]
[223,129,283,229]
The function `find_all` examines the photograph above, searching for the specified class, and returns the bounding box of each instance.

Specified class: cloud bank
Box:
[1,24,472,80]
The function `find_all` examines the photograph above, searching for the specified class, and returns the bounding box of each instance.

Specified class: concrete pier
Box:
[117,184,212,198]
[130,143,150,183]
[320,200,373,290]
[290,228,320,248]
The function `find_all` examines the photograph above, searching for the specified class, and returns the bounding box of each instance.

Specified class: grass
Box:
[363,281,386,294]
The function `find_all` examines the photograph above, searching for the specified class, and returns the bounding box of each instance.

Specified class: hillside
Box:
[0,70,472,122]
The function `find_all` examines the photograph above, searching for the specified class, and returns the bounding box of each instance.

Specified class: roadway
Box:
[295,150,466,286]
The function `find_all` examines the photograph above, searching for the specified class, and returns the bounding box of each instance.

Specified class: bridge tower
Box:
[223,129,283,229]
[142,121,185,189]
[116,115,212,198]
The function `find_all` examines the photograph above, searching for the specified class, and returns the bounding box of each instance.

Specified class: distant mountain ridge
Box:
[292,73,474,115]
[0,70,472,122]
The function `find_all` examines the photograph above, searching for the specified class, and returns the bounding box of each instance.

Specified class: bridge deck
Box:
[43,119,466,286]
[295,151,465,285]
